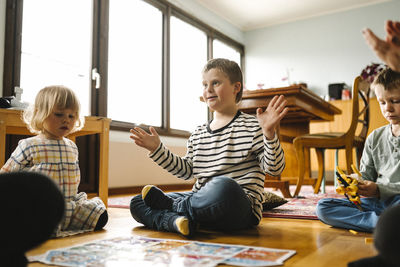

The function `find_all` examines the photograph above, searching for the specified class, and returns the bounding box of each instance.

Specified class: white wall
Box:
[109,131,193,188]
[167,0,244,44]
[244,0,400,97]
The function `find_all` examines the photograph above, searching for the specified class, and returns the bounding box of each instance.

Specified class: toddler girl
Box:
[1,85,108,236]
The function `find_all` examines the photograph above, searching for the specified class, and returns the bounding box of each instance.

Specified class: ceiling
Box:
[195,0,390,31]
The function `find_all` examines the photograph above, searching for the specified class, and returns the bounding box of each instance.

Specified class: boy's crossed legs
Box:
[316,195,400,232]
[130,176,258,237]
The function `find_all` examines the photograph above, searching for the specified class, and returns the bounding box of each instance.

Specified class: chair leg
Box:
[334,149,339,187]
[345,144,353,174]
[314,148,325,194]
[304,147,311,179]
[293,139,306,197]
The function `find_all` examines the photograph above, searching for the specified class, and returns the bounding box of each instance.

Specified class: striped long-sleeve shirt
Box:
[149,111,285,222]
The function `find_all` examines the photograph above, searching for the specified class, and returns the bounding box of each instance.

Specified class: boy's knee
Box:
[317,198,329,207]
[192,177,249,218]
[129,194,144,222]
[129,195,142,211]
[209,176,240,195]
[196,177,245,207]
[316,198,333,220]
[316,198,346,222]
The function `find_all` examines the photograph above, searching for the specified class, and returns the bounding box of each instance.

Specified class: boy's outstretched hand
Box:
[256,95,288,140]
[130,126,161,153]
[362,20,400,72]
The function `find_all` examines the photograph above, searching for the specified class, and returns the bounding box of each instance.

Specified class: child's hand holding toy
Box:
[336,165,364,211]
[347,164,380,198]
[358,180,380,198]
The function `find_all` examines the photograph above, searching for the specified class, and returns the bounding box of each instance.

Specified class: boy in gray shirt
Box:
[316,68,400,232]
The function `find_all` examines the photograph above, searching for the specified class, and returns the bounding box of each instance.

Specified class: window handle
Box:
[92,68,101,89]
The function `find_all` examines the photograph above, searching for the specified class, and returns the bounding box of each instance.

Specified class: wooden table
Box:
[239,84,341,197]
[0,108,111,205]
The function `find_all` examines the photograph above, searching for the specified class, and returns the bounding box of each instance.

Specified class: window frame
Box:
[2,0,245,138]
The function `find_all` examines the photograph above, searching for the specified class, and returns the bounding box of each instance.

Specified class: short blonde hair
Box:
[23,85,84,134]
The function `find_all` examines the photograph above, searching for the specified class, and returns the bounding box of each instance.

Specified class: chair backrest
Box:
[346,76,370,141]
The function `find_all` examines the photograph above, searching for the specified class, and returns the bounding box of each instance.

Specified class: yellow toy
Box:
[336,165,363,211]
[351,164,362,178]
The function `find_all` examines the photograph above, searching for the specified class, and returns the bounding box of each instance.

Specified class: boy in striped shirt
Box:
[130,58,288,237]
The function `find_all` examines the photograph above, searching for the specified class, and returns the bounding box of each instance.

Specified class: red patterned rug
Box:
[108,186,344,220]
[108,195,137,209]
[262,185,343,220]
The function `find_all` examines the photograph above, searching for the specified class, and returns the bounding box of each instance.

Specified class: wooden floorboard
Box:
[27,207,376,267]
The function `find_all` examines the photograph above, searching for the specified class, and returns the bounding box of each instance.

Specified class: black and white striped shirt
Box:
[149,111,285,222]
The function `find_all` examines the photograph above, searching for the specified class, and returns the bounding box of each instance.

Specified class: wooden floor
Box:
[27,204,376,267]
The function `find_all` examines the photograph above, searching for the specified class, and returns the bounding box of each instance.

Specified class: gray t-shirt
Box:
[360,124,400,200]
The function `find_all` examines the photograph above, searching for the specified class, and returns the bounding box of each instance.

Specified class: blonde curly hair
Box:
[23,85,84,134]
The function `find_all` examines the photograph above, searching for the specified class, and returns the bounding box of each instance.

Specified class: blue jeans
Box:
[130,176,258,234]
[316,195,400,232]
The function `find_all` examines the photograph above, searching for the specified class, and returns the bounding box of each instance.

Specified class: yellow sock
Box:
[175,216,190,236]
[141,185,154,200]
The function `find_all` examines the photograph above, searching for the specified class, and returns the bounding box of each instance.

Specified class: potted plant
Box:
[359,63,386,96]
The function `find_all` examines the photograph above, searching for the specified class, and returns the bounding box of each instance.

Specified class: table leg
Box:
[264,176,292,198]
[98,120,109,207]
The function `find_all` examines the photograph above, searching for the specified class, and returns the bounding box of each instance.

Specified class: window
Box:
[4,0,244,136]
[213,39,241,66]
[108,0,162,126]
[19,0,92,115]
[170,16,207,132]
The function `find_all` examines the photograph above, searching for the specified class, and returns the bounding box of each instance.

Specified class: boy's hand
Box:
[358,180,380,198]
[256,95,288,140]
[129,126,161,153]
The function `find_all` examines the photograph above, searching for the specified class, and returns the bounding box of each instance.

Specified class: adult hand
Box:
[129,126,160,153]
[256,95,288,140]
[385,20,400,46]
[358,180,380,198]
[362,20,400,72]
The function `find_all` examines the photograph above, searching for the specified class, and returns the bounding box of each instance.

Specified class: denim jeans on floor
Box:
[316,195,400,232]
[130,176,258,234]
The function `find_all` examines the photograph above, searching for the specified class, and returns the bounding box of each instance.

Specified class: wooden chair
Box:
[293,76,370,197]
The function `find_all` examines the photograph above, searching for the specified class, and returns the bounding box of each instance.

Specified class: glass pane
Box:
[170,17,208,132]
[108,0,162,126]
[213,39,241,65]
[20,0,92,115]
